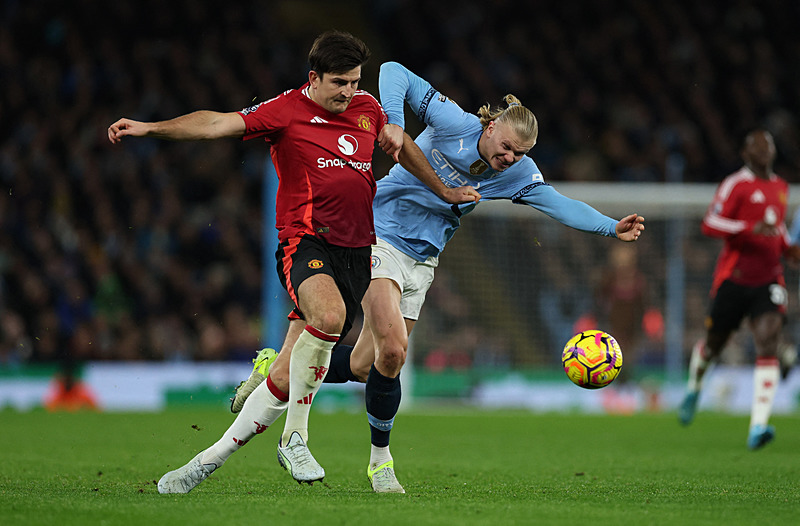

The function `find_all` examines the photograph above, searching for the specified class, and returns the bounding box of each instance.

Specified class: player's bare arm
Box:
[108,111,245,144]
[397,132,482,205]
[615,213,645,241]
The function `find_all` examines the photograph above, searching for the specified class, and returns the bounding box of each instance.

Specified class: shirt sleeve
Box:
[702,179,753,239]
[378,61,473,134]
[379,61,425,128]
[515,183,618,237]
[237,91,293,141]
[373,95,388,135]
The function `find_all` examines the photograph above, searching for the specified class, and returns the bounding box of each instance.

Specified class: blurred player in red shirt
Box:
[678,129,800,449]
[43,367,98,412]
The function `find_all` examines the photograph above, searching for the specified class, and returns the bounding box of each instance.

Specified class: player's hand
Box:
[378,124,404,162]
[752,220,780,236]
[616,213,644,242]
[785,244,800,268]
[441,185,481,204]
[108,118,149,144]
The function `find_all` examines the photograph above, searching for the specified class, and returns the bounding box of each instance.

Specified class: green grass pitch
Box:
[1,407,799,525]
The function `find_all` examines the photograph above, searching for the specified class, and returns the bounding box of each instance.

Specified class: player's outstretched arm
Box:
[615,213,645,241]
[108,111,245,144]
[396,132,481,204]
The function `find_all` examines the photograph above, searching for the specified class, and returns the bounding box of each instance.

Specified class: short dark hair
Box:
[308,31,371,76]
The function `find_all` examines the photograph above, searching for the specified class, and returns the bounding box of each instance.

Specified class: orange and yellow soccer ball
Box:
[562,330,623,389]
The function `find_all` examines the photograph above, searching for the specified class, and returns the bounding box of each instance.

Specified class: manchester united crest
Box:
[357,114,371,131]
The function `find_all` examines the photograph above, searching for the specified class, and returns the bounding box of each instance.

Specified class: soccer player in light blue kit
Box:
[327,61,644,491]
[233,61,645,492]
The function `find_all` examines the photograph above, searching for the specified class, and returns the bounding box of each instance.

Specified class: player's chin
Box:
[331,100,351,113]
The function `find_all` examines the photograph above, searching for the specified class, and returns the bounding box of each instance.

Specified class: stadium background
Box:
[3,0,800,412]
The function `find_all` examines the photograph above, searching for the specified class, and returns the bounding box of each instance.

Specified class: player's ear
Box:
[308,70,321,87]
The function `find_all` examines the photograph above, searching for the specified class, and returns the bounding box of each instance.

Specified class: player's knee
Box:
[377,340,407,376]
[307,309,346,336]
[755,333,781,357]
[268,359,290,392]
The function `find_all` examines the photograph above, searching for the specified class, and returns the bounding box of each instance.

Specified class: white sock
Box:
[201,380,287,467]
[369,445,393,469]
[687,339,711,393]
[281,325,338,444]
[750,357,779,429]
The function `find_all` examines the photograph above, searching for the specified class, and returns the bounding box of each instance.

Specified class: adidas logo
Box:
[751,189,765,203]
[296,393,314,404]
[310,116,328,124]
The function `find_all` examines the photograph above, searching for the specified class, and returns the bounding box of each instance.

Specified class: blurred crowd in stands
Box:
[1,0,799,366]
[374,0,800,182]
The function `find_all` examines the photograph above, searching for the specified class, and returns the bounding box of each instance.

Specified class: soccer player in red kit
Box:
[678,129,800,449]
[109,31,479,492]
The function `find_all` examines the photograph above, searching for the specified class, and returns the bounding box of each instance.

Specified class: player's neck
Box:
[747,164,771,179]
[306,86,320,106]
[477,132,489,162]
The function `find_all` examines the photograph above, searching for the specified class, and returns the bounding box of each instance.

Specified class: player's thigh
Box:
[707,281,749,334]
[370,237,435,325]
[351,293,418,380]
[296,273,346,333]
[276,236,348,332]
[362,277,407,347]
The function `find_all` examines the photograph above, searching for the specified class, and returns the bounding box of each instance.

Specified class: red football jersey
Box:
[239,85,387,247]
[702,166,791,294]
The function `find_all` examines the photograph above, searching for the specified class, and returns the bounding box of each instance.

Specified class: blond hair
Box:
[477,94,538,145]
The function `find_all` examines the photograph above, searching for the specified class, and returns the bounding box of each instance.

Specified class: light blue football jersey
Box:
[375,61,617,261]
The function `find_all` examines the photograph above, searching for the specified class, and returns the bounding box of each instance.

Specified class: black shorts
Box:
[275,234,371,340]
[707,280,787,333]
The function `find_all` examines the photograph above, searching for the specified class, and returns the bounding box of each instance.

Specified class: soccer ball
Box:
[562,330,623,389]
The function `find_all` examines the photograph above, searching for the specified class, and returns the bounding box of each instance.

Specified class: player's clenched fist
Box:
[378,123,404,162]
[108,118,150,144]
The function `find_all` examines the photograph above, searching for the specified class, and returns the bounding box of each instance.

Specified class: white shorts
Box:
[370,237,438,321]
